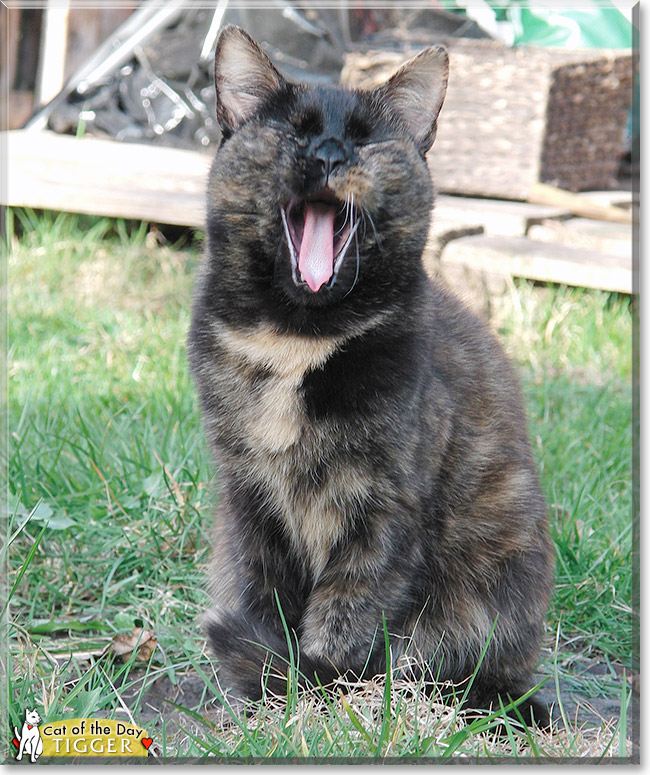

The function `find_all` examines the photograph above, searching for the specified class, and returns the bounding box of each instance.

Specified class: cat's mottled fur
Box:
[188,25,553,722]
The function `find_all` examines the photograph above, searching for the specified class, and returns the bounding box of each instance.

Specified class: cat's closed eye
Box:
[345,113,371,144]
[293,109,323,138]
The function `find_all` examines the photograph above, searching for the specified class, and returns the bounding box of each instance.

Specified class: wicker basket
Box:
[341,39,636,200]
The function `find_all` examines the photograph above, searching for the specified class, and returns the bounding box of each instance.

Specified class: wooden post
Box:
[36,0,70,108]
[528,183,632,225]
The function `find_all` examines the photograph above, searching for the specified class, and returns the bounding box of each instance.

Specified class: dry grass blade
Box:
[202,670,632,759]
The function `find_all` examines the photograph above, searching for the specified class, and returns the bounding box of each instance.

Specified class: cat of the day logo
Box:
[12,709,152,759]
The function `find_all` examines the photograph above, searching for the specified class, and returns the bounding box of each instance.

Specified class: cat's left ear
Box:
[376,46,449,154]
[214,25,286,136]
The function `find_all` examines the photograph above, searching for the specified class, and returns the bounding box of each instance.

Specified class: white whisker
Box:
[335,192,353,238]
[343,227,361,299]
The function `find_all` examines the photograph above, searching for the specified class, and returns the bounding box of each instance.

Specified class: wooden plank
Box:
[527,218,632,259]
[441,234,631,294]
[434,194,568,237]
[2,129,210,227]
[1,129,635,299]
[8,129,567,238]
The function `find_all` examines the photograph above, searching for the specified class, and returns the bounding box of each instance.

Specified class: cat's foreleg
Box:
[205,608,340,701]
[298,526,418,675]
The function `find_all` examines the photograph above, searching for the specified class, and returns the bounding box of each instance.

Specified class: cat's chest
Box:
[215,322,338,453]
[213,322,372,576]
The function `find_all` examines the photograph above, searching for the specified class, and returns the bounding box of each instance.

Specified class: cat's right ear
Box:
[375,46,449,154]
[214,25,286,136]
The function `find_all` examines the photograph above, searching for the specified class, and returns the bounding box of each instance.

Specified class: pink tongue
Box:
[298,203,336,292]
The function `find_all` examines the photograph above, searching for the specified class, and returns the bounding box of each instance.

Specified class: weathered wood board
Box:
[528,218,632,259]
[2,129,210,228]
[441,234,631,294]
[2,129,633,294]
[434,195,568,238]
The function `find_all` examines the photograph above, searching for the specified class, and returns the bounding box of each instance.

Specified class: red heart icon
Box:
[141,737,153,751]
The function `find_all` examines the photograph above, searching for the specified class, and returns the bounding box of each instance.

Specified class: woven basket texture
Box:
[341,39,636,199]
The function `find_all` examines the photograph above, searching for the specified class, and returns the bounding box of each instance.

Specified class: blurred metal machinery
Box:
[26,1,488,150]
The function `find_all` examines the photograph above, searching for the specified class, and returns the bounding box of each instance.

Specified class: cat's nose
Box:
[311,138,347,181]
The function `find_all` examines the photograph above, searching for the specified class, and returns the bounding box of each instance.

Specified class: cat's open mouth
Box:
[281,192,359,292]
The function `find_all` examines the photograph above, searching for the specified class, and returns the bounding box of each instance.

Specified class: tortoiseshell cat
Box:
[188,25,553,723]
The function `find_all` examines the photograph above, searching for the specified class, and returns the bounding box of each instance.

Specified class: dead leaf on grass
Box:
[627,673,640,695]
[111,627,157,662]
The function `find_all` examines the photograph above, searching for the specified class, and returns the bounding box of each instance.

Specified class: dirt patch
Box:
[116,652,637,759]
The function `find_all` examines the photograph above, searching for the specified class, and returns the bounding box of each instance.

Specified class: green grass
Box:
[491,282,634,666]
[3,209,635,760]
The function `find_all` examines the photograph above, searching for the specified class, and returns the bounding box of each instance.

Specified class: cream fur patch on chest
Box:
[258,458,372,580]
[216,322,339,378]
[248,376,302,452]
[214,322,340,453]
